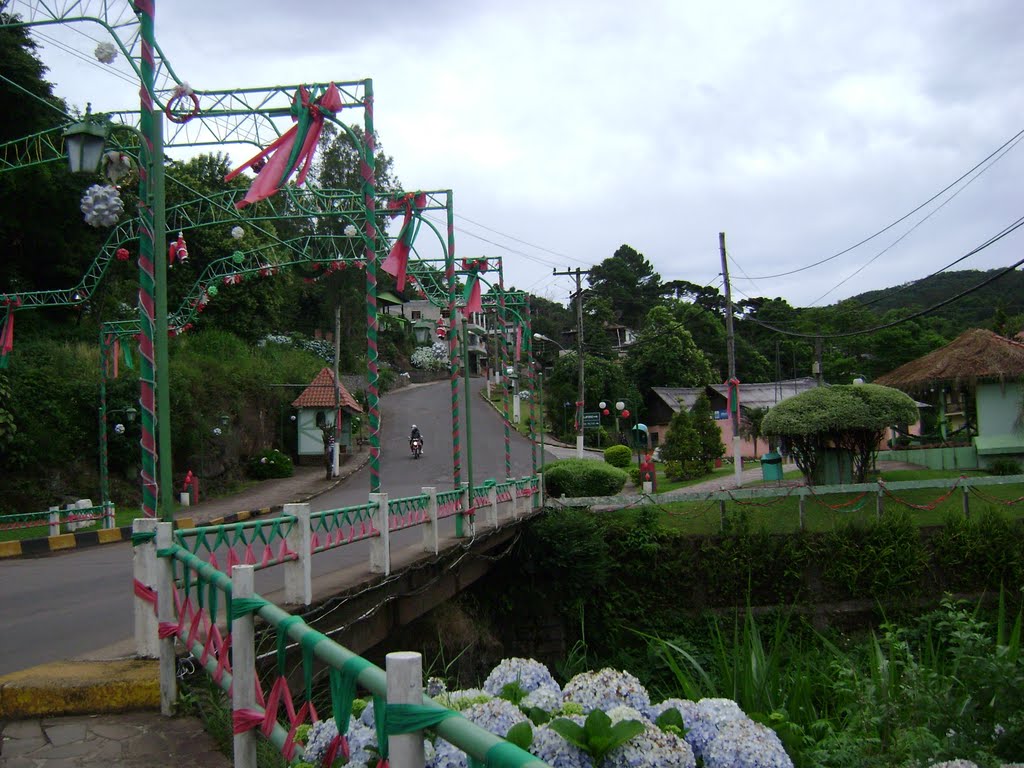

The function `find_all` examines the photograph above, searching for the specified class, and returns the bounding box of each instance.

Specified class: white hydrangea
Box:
[606,705,650,724]
[702,719,792,768]
[562,668,651,714]
[605,719,696,768]
[683,698,748,760]
[80,184,124,227]
[530,723,594,768]
[521,685,563,713]
[483,657,560,698]
[928,762,980,768]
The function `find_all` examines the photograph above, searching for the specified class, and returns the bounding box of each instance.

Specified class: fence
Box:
[132,495,550,768]
[549,473,1024,531]
[0,499,114,538]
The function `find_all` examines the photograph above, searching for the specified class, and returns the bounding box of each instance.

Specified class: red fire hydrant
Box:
[182,470,200,505]
[640,454,657,492]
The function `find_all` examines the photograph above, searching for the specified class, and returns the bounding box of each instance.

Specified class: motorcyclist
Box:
[409,424,423,454]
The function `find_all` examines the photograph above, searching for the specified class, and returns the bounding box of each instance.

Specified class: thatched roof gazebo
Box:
[875,328,1024,393]
[875,328,1024,463]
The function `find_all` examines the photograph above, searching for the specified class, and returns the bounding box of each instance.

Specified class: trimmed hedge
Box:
[543,458,628,498]
[603,444,632,468]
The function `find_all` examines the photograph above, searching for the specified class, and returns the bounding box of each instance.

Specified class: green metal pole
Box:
[360,79,380,494]
[98,328,110,508]
[461,315,473,535]
[524,301,537,475]
[498,272,511,479]
[539,371,545,476]
[445,192,464,537]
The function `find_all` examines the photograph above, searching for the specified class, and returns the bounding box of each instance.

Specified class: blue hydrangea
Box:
[347,719,381,768]
[645,698,698,726]
[430,699,527,768]
[522,685,563,713]
[682,698,748,760]
[484,657,561,697]
[605,719,696,768]
[928,762,980,768]
[302,718,340,765]
[530,722,594,768]
[702,719,792,768]
[562,668,651,714]
[430,737,467,768]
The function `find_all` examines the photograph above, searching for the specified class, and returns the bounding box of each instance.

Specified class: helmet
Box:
[412,424,417,429]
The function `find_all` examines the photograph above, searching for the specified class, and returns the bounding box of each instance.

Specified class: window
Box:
[411,310,422,321]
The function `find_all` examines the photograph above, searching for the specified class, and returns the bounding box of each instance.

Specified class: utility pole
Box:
[814,337,824,386]
[720,232,743,485]
[553,267,588,458]
[332,305,342,478]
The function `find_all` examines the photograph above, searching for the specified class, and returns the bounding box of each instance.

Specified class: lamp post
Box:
[535,332,584,458]
[64,107,107,174]
[99,405,137,512]
[614,400,644,478]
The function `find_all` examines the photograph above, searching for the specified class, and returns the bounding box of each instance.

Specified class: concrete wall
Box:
[296,408,352,457]
[977,381,1024,438]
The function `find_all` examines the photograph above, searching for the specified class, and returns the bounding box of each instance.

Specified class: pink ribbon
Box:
[460,259,488,316]
[381,192,427,290]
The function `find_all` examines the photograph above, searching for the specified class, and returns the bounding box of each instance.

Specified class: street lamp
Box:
[64,108,108,173]
[99,405,138,512]
[613,399,644,477]
[535,332,584,458]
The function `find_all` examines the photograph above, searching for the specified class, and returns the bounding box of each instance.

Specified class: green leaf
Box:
[527,706,552,726]
[607,720,646,751]
[548,718,587,750]
[655,708,686,734]
[505,722,533,751]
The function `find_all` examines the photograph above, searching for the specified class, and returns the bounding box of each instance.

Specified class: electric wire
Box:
[454,212,588,264]
[741,124,1024,280]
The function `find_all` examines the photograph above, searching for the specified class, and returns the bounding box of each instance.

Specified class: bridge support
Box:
[283,503,312,605]
[370,492,390,575]
[386,652,425,768]
[132,518,159,658]
[422,487,439,555]
[486,485,498,529]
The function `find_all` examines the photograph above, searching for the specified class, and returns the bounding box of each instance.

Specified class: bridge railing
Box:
[132,520,549,768]
[149,474,544,609]
[0,499,114,538]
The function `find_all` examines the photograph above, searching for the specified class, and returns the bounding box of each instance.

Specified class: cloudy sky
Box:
[19,0,1024,310]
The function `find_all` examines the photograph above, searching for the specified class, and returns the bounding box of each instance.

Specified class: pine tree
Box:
[660,406,701,480]
[691,393,725,473]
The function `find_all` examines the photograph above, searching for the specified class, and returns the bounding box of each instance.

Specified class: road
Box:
[0,377,567,676]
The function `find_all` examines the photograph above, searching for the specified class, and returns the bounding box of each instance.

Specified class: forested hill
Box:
[846,268,1024,327]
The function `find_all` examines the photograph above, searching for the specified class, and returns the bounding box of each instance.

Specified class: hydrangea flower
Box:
[605,719,696,768]
[484,657,561,697]
[927,762,980,768]
[606,705,650,724]
[562,668,651,714]
[302,718,340,765]
[431,699,528,768]
[702,719,792,768]
[530,722,594,768]
[683,698,748,760]
[645,698,698,728]
[522,685,563,713]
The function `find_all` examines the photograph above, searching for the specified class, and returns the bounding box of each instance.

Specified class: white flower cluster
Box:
[562,668,651,714]
[80,184,124,227]
[94,41,117,64]
[521,685,562,712]
[411,345,447,371]
[606,718,695,768]
[483,657,560,698]
[702,719,791,768]
[927,762,982,768]
[432,688,492,711]
[257,334,292,348]
[344,224,358,237]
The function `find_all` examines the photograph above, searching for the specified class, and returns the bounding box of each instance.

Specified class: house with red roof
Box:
[291,368,363,463]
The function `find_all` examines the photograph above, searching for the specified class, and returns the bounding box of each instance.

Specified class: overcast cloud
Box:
[20,0,1024,309]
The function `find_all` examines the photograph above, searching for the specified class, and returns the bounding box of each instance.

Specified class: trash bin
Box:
[761,451,783,482]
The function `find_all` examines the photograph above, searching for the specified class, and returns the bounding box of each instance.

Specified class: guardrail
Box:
[549,473,1024,530]
[158,474,543,607]
[0,499,114,537]
[133,521,550,768]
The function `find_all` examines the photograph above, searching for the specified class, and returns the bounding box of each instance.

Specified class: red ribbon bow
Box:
[460,258,489,317]
[381,192,427,290]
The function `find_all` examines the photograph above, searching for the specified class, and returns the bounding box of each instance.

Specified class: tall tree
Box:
[587,244,664,329]
[625,305,714,399]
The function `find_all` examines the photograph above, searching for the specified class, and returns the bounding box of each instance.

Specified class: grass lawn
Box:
[607,466,1024,535]
[0,505,147,542]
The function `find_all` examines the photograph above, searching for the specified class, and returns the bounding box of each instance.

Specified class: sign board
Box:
[582,412,601,428]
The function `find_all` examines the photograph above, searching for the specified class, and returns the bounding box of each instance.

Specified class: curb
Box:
[0,659,160,719]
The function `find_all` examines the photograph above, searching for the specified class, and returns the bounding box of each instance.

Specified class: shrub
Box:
[988,457,1022,476]
[603,444,632,468]
[544,459,628,498]
[247,448,294,479]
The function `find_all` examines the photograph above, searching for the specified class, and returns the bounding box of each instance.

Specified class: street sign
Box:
[583,412,601,428]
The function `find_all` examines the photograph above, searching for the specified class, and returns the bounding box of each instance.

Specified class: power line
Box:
[454,213,588,264]
[742,125,1024,280]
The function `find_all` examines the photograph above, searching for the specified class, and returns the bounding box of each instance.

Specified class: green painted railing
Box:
[388,494,431,531]
[310,502,378,553]
[173,515,299,571]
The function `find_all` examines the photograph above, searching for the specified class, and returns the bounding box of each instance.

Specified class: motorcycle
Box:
[410,437,423,459]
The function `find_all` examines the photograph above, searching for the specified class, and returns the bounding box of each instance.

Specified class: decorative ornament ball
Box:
[94,42,117,64]
[260,457,268,464]
[115,248,130,262]
[114,423,126,435]
[231,226,244,240]
[344,224,357,237]
[232,251,244,263]
[602,409,610,416]
[212,427,223,437]
[80,184,124,227]
[621,409,630,419]
[206,285,218,297]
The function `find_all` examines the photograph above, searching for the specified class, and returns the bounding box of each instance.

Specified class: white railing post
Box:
[48,505,60,537]
[156,522,176,715]
[369,493,391,575]
[283,503,312,606]
[461,483,475,538]
[487,485,498,529]
[422,487,439,554]
[132,518,159,658]
[232,565,258,768]
[65,503,77,531]
[103,501,115,530]
[536,473,545,509]
[386,652,425,768]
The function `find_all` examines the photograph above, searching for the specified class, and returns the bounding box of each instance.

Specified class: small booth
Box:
[291,368,363,464]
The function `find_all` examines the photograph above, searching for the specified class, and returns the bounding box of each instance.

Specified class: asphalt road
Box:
[0,377,560,676]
